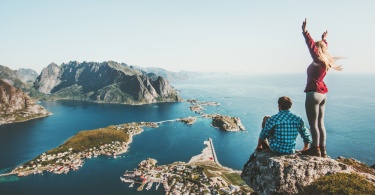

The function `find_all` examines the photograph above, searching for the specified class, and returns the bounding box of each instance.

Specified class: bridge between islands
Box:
[155,119,181,124]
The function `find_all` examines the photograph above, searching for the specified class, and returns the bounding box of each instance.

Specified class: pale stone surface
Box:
[241,150,374,195]
[34,62,61,94]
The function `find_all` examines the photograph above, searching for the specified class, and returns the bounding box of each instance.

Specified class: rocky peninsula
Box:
[0,79,50,125]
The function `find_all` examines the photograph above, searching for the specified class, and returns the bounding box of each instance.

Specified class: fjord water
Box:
[1,74,374,194]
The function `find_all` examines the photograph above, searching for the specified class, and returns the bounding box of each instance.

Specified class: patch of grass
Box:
[223,173,245,185]
[337,158,375,175]
[303,173,375,195]
[47,127,129,154]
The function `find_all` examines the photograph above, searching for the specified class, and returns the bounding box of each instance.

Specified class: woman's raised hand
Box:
[302,18,307,33]
[322,30,328,40]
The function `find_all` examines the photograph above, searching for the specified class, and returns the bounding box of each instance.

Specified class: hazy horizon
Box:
[1,1,374,74]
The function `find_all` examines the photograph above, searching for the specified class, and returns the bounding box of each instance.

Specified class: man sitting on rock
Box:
[256,96,312,154]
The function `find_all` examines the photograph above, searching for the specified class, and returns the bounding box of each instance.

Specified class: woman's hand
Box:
[302,18,307,33]
[322,30,328,40]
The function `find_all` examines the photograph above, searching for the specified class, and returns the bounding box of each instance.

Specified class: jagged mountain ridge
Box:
[0,79,50,125]
[34,61,181,104]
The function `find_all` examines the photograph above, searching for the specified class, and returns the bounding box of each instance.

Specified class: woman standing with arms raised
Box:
[301,19,342,157]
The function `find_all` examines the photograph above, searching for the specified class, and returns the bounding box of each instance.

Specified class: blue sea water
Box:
[0,73,374,194]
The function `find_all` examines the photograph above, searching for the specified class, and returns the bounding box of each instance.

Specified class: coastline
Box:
[1,97,246,179]
[2,122,149,178]
[0,112,52,126]
[119,138,249,194]
[113,128,143,156]
[34,98,183,106]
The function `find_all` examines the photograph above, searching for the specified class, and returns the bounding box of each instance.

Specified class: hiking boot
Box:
[320,146,327,158]
[301,146,321,157]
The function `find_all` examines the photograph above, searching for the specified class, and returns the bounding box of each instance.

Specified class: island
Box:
[187,99,220,114]
[1,95,248,179]
[186,99,245,131]
[179,117,197,125]
[120,138,252,194]
[6,122,157,177]
[202,114,246,131]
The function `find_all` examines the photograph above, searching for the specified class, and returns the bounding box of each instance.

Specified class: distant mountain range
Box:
[0,65,37,91]
[0,61,192,125]
[131,66,189,82]
[1,61,189,105]
[33,61,181,104]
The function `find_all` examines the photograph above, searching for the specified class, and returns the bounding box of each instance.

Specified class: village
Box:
[120,138,252,195]
[9,122,154,177]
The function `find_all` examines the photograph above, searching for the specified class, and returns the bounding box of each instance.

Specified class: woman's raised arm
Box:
[302,18,307,33]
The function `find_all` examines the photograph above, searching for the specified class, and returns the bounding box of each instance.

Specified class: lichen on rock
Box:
[241,150,375,195]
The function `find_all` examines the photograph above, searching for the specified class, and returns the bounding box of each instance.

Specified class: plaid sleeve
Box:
[259,117,275,140]
[298,118,312,143]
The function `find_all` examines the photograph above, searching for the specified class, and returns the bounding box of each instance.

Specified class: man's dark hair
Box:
[278,96,292,110]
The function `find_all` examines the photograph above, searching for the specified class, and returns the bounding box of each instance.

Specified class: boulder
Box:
[241,150,364,195]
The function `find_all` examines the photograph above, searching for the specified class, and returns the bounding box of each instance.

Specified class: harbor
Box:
[119,138,250,194]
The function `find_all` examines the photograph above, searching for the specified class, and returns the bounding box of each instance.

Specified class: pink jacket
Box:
[303,31,328,94]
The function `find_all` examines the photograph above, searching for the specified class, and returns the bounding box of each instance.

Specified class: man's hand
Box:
[302,18,307,33]
[322,30,328,40]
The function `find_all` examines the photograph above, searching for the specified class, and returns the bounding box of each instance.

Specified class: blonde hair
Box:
[315,41,343,71]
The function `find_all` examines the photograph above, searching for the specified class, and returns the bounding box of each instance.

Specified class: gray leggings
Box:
[305,92,327,147]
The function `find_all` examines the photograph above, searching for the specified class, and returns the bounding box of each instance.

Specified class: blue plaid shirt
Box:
[259,110,312,154]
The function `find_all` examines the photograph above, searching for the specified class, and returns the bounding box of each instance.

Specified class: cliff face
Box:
[34,63,61,94]
[241,150,375,195]
[0,79,50,125]
[34,61,181,104]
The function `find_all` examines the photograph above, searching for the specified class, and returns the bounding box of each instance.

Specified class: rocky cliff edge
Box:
[241,150,375,195]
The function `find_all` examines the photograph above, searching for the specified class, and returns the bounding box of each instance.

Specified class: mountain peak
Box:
[48,62,58,67]
[33,61,181,104]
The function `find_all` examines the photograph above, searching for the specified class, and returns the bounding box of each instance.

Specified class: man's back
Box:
[260,110,311,154]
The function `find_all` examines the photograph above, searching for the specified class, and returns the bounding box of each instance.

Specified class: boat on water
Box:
[146,182,153,190]
[129,182,134,188]
[156,182,161,190]
[120,177,133,183]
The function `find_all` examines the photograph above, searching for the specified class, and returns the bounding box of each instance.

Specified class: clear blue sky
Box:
[1,0,374,74]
